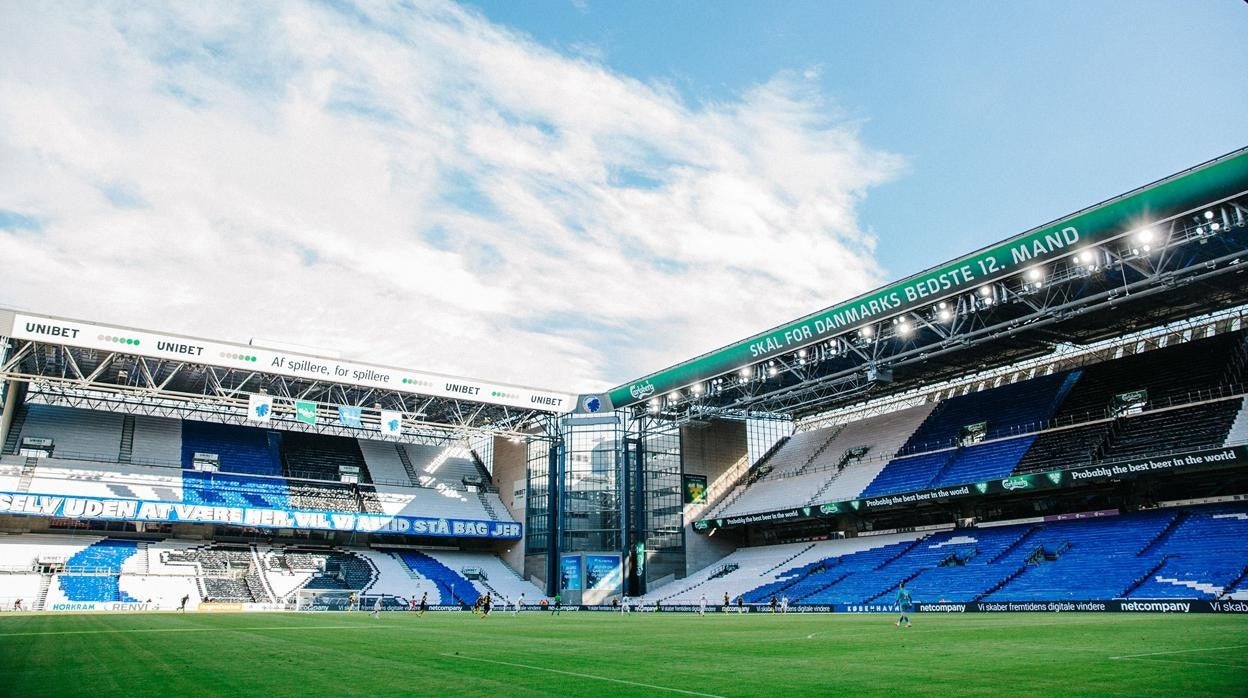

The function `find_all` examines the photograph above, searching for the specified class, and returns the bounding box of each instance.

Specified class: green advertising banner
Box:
[610,148,1248,408]
[683,474,708,504]
[694,445,1247,532]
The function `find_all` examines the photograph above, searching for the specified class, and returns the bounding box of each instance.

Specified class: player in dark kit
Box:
[481,593,492,619]
[419,591,428,617]
[895,581,913,628]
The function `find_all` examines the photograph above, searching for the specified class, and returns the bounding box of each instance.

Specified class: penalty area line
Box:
[0,625,387,638]
[440,653,726,697]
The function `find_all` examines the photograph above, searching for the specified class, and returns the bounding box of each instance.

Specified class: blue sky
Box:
[0,1,1244,392]
[467,0,1248,278]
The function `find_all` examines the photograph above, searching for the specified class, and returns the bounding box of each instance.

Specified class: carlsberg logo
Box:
[629,381,656,400]
[1001,476,1031,491]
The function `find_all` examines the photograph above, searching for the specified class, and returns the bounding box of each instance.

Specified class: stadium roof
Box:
[3,149,1246,429]
[0,308,574,439]
[604,146,1248,420]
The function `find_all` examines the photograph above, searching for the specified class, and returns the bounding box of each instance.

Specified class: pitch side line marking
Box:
[1109,644,1248,660]
[440,653,726,697]
[0,625,386,637]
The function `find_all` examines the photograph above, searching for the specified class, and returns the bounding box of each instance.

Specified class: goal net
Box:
[293,589,366,612]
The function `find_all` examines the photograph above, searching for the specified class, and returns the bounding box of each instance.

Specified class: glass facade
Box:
[560,417,623,553]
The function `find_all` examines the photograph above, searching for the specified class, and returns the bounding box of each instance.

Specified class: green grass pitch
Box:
[1,611,1244,696]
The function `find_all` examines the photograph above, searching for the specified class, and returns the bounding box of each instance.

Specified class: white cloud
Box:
[0,0,901,393]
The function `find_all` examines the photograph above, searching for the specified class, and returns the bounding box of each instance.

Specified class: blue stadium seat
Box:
[59,540,140,602]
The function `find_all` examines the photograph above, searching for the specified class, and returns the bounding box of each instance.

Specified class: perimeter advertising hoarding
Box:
[693,445,1247,532]
[609,148,1248,408]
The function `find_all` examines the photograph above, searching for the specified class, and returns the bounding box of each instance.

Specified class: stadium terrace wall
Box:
[693,445,1248,532]
[2,311,575,413]
[606,147,1248,409]
[0,491,522,539]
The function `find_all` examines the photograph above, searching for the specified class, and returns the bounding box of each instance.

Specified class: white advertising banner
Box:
[9,313,575,413]
[247,394,273,423]
[379,410,403,436]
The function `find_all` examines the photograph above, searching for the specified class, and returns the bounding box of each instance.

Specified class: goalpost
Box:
[293,589,367,612]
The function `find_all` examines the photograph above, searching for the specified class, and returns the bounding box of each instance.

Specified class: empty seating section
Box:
[758,428,837,477]
[16,404,124,460]
[162,544,271,602]
[645,535,927,604]
[1050,332,1241,422]
[396,550,476,604]
[901,371,1076,453]
[422,550,543,603]
[180,421,290,509]
[373,485,497,521]
[1012,423,1109,474]
[282,432,369,481]
[980,511,1176,601]
[181,421,282,476]
[929,436,1036,488]
[181,471,289,509]
[860,451,951,498]
[57,540,139,602]
[706,503,1248,604]
[357,440,414,485]
[0,535,536,608]
[129,415,182,465]
[715,403,937,518]
[281,433,375,513]
[1226,398,1248,446]
[853,375,1073,499]
[25,459,182,501]
[1094,401,1241,463]
[1128,508,1248,599]
[405,444,481,488]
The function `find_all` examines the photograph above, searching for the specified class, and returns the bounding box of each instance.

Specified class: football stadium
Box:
[1,146,1247,695]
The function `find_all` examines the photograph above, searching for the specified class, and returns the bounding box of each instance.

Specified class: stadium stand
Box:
[53,540,139,604]
[711,402,936,518]
[281,433,374,513]
[422,549,543,603]
[12,404,125,461]
[1227,398,1248,445]
[22,459,181,501]
[642,534,925,604]
[394,550,476,605]
[129,415,182,465]
[180,421,291,509]
[682,502,1248,605]
[699,335,1248,520]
